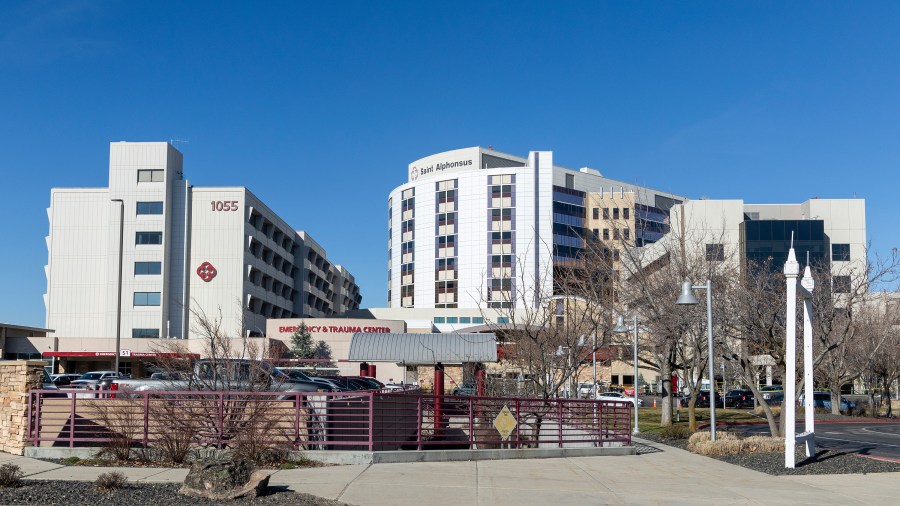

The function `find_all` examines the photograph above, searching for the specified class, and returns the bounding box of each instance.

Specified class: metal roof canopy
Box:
[348,333,498,365]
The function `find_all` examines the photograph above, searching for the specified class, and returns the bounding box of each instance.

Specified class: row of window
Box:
[592,207,630,220]
[433,316,487,324]
[592,228,630,241]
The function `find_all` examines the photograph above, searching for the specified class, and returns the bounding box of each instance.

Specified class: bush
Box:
[62,456,81,465]
[94,471,127,491]
[658,424,693,440]
[0,464,23,488]
[688,432,783,455]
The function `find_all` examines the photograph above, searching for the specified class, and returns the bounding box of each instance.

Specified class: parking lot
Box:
[737,421,900,461]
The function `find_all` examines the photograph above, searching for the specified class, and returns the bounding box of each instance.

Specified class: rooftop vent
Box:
[579,167,602,176]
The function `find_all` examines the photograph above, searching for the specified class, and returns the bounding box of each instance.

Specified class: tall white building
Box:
[45,142,361,341]
[387,147,687,309]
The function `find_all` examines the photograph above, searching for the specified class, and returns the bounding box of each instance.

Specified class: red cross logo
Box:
[196,261,217,282]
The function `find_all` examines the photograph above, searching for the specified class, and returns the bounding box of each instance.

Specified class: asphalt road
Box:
[736,421,900,461]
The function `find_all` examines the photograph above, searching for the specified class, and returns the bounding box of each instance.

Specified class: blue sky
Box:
[2,1,899,327]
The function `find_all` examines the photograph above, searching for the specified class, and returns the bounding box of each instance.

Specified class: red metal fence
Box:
[27,390,631,451]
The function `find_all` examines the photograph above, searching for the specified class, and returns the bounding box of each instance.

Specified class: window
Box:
[497,317,509,324]
[832,244,850,262]
[613,228,620,240]
[459,317,471,324]
[433,317,446,324]
[134,261,162,275]
[473,317,484,324]
[132,328,160,338]
[133,292,161,306]
[592,208,599,220]
[136,232,162,245]
[603,208,610,219]
[613,208,620,220]
[833,276,851,293]
[623,208,630,220]
[592,229,599,240]
[565,173,575,189]
[447,317,458,324]
[623,229,630,240]
[137,169,164,182]
[706,244,725,262]
[136,201,164,215]
[603,229,609,240]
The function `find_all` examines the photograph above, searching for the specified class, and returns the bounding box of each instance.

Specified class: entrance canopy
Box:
[348,333,497,365]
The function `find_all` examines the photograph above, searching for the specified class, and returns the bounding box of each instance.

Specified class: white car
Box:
[596,391,644,406]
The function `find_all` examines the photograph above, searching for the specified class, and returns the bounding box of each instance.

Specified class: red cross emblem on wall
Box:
[196,262,217,282]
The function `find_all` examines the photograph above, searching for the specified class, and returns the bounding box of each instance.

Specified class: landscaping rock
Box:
[179,458,271,500]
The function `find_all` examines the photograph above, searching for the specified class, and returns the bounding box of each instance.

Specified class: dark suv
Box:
[724,389,754,408]
[686,390,722,408]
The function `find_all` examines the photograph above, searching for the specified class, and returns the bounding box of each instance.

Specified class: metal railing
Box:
[27,390,631,451]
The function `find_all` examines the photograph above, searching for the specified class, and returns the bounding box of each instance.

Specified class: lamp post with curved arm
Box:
[675,279,716,441]
[613,315,640,435]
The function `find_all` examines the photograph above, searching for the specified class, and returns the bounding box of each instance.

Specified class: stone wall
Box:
[0,361,45,455]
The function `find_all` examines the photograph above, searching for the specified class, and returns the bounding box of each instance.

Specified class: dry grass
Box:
[94,471,127,491]
[0,464,23,488]
[688,431,783,455]
[753,406,781,416]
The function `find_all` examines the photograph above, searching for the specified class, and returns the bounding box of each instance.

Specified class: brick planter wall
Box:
[0,360,46,455]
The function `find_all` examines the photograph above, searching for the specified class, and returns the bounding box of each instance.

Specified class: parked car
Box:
[724,389,754,409]
[759,385,783,401]
[799,391,855,414]
[50,373,83,387]
[110,359,332,394]
[577,382,596,398]
[685,390,722,408]
[451,383,476,396]
[70,371,124,390]
[764,392,784,406]
[597,391,644,407]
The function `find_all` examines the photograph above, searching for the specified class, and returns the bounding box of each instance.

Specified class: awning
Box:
[348,333,498,364]
[42,351,200,359]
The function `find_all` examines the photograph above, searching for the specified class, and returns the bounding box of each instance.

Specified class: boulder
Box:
[179,457,271,500]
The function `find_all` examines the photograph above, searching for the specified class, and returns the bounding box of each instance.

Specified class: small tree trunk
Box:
[659,364,673,427]
[688,397,697,431]
[831,384,842,415]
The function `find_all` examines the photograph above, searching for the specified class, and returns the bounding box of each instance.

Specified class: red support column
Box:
[475,365,486,420]
[475,366,486,397]
[368,364,377,379]
[434,362,445,437]
[360,362,369,376]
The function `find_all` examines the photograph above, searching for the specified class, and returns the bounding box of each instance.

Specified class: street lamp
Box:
[613,315,640,435]
[675,279,717,441]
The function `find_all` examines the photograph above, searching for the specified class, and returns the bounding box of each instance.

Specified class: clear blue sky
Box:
[2,1,899,327]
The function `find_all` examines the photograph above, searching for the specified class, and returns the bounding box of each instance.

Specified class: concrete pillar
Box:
[434,362,445,437]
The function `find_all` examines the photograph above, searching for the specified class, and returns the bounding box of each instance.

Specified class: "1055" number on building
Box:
[211,200,239,211]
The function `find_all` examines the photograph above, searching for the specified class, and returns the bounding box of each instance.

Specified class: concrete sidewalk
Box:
[2,442,898,505]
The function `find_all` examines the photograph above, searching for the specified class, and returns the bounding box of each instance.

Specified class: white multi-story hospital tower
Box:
[45,142,360,340]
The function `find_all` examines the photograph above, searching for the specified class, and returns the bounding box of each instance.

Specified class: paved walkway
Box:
[2,441,898,505]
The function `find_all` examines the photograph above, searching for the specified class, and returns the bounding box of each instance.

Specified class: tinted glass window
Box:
[135,261,162,275]
[136,201,164,215]
[133,292,161,306]
[832,244,850,261]
[132,328,160,338]
[136,232,163,245]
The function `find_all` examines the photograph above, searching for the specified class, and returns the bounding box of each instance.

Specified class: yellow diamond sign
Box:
[493,404,517,440]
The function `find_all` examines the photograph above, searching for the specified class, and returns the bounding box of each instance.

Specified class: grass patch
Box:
[61,457,81,465]
[637,407,761,436]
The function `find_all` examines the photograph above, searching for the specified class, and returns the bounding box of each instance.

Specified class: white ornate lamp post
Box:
[784,243,816,468]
